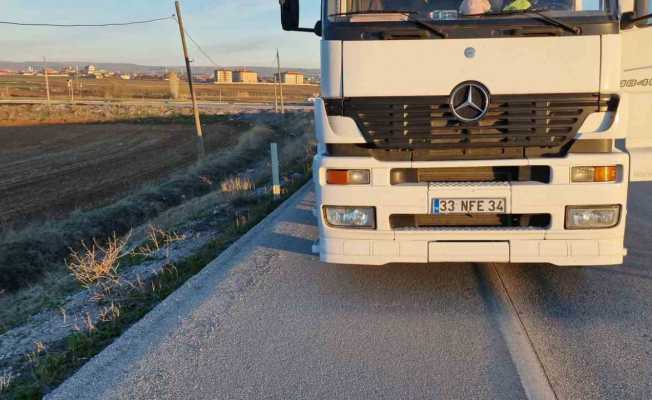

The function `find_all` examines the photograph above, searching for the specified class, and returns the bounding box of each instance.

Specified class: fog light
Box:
[326,169,370,185]
[324,206,375,229]
[571,166,617,182]
[565,205,621,229]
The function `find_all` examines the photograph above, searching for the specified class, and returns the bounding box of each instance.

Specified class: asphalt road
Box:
[48,183,652,400]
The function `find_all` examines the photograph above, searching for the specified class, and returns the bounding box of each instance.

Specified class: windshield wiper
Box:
[329,10,447,38]
[408,18,448,38]
[474,9,581,35]
[328,10,417,17]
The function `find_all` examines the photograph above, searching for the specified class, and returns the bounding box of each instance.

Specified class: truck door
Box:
[622,4,652,181]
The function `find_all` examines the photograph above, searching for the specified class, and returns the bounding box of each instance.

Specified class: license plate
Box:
[432,198,506,214]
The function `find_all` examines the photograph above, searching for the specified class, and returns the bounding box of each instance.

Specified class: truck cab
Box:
[280,0,652,266]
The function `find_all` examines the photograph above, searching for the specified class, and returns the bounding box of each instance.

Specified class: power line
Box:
[0,15,176,27]
[184,30,219,68]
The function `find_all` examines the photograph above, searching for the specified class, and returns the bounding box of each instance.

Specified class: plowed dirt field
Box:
[0,120,249,227]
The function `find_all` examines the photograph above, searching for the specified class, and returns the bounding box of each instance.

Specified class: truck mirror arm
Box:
[621,11,652,28]
[283,23,321,37]
[289,27,316,32]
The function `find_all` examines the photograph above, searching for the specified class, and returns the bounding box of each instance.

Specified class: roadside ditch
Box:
[0,111,314,399]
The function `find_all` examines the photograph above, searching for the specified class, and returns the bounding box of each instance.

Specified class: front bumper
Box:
[314,152,629,266]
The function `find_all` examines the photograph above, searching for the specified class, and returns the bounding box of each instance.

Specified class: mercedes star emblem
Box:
[449,82,490,122]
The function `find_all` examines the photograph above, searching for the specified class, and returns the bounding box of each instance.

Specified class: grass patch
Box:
[1,176,309,400]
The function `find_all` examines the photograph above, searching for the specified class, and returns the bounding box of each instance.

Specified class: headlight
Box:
[326,169,370,185]
[565,205,621,229]
[571,166,617,183]
[324,206,375,229]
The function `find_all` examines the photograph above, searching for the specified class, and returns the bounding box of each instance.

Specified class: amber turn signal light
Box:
[571,166,617,183]
[326,169,370,185]
[594,166,617,182]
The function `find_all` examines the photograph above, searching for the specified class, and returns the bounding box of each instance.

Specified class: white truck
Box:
[279,0,652,266]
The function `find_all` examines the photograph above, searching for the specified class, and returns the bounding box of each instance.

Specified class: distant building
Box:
[119,74,131,80]
[61,66,76,75]
[233,70,258,83]
[276,71,305,85]
[42,67,59,75]
[214,69,233,83]
[84,64,97,75]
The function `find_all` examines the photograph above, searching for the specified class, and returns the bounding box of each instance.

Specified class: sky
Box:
[0,0,322,68]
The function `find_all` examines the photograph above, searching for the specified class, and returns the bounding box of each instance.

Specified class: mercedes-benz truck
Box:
[279,0,652,266]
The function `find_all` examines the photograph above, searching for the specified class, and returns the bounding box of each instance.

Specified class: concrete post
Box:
[271,143,281,198]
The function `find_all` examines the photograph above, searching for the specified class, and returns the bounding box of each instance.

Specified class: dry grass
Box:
[25,341,47,366]
[220,175,256,193]
[0,370,14,393]
[66,233,129,289]
[133,225,186,258]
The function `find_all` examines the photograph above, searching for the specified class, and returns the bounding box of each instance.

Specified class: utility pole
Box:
[69,71,75,104]
[276,49,284,114]
[75,64,80,101]
[274,73,279,112]
[175,0,205,160]
[43,57,51,106]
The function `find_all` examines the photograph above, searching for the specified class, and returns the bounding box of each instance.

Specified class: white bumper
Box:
[314,152,629,267]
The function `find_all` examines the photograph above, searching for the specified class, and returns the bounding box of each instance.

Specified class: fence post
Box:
[271,143,281,198]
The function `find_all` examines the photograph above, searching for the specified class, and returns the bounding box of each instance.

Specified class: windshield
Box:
[327,0,613,22]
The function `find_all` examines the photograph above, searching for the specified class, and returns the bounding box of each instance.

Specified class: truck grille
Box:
[390,166,551,184]
[326,94,616,156]
[390,213,551,229]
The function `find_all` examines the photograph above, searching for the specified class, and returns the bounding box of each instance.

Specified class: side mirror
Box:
[280,0,300,31]
[279,0,320,34]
